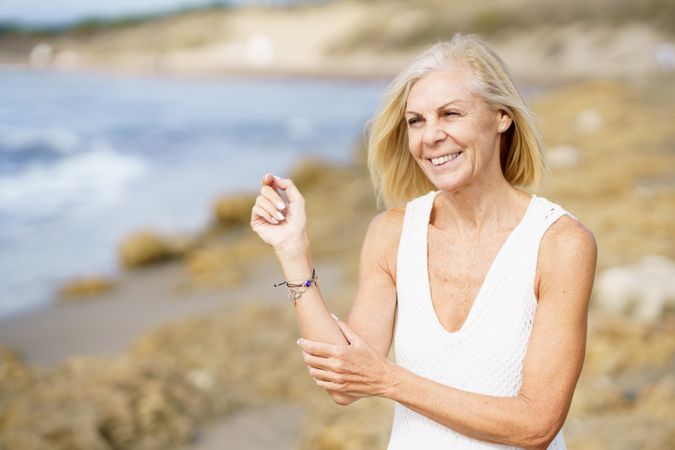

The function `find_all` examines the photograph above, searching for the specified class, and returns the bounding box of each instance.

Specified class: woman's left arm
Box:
[299,217,597,449]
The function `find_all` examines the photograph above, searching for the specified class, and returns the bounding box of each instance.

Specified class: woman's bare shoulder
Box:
[538,214,597,294]
[541,215,597,258]
[361,207,406,278]
[367,207,406,247]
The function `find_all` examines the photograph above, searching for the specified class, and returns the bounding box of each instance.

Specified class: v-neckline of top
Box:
[423,190,537,338]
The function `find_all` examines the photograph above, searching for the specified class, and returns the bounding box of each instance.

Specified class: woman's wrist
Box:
[274,235,311,260]
[380,360,404,401]
[274,236,315,282]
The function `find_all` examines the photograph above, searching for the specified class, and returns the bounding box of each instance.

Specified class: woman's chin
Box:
[426,172,468,192]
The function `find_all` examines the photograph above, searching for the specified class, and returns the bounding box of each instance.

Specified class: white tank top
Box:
[387,190,572,450]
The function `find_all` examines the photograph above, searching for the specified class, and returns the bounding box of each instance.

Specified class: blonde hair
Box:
[367,33,547,208]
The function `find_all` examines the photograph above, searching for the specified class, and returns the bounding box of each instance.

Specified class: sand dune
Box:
[2,1,673,81]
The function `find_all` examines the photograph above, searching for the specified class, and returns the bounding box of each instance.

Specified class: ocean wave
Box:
[0,124,82,154]
[0,125,88,178]
[0,143,147,223]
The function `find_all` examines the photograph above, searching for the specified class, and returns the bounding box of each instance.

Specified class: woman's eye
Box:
[407,118,420,126]
[443,110,459,117]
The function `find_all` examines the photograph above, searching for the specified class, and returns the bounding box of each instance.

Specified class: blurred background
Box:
[0,0,673,449]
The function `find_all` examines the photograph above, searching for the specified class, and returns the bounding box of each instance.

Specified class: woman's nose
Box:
[422,121,447,147]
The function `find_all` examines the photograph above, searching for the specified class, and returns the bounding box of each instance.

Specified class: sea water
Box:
[0,67,386,319]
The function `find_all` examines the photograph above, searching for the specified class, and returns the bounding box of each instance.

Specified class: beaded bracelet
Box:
[274,268,319,305]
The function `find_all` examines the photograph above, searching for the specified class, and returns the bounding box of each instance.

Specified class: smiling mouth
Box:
[428,151,462,166]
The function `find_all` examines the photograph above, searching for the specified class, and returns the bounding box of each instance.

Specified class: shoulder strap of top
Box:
[396,191,437,291]
[533,196,577,237]
[399,190,436,242]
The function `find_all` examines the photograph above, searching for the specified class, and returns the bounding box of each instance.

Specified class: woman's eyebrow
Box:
[405,99,467,115]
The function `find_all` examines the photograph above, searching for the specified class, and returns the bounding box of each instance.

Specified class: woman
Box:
[250,33,596,449]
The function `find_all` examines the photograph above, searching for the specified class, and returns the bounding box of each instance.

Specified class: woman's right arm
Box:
[250,173,400,404]
[251,173,347,346]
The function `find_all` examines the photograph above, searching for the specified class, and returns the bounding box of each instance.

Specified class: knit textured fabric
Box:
[387,190,571,450]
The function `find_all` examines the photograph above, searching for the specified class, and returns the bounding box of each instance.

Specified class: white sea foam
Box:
[0,125,82,155]
[0,143,147,220]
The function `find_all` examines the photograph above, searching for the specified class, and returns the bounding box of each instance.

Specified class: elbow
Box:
[514,394,565,449]
[327,390,357,406]
[518,415,563,450]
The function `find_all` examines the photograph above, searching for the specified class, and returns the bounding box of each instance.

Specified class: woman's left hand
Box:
[296,317,395,398]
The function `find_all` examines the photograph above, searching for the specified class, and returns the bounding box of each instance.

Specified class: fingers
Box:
[261,173,303,203]
[273,176,303,203]
[302,352,344,372]
[334,318,358,345]
[254,173,303,229]
[261,185,287,211]
[314,378,345,392]
[297,338,341,358]
[261,172,275,187]
[303,351,323,368]
[308,366,344,383]
[261,173,283,193]
[252,203,279,225]
[258,192,285,220]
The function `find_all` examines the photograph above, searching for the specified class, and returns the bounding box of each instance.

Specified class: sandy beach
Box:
[183,403,304,450]
[0,258,342,366]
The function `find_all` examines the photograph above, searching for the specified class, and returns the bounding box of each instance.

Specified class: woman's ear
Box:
[497,111,513,133]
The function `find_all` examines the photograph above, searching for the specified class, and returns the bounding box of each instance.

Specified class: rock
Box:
[0,355,214,450]
[594,255,675,320]
[212,193,256,230]
[288,158,351,192]
[58,276,115,301]
[119,230,192,268]
[0,347,32,395]
[183,246,247,289]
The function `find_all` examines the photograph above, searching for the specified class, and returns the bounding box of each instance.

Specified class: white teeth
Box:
[430,152,461,166]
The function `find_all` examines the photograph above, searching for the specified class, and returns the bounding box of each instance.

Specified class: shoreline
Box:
[0,254,344,366]
[0,61,396,84]
[2,55,659,88]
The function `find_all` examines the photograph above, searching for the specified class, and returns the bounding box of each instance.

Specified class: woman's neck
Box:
[431,175,529,238]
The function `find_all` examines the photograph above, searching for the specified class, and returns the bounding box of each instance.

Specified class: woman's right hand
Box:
[250,173,309,255]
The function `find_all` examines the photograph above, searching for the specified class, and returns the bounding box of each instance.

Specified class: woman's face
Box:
[404,66,511,192]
